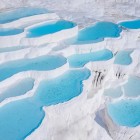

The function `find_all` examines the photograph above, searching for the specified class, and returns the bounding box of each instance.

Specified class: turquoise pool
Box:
[0,99,44,140]
[68,49,113,68]
[0,69,90,140]
[27,20,76,38]
[0,7,48,24]
[0,28,24,36]
[123,76,140,97]
[119,19,140,29]
[77,21,122,43]
[0,55,66,81]
[104,87,122,98]
[32,68,90,106]
[114,50,132,65]
[107,99,140,127]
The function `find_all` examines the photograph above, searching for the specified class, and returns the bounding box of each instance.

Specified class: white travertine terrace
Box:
[0,13,60,48]
[0,1,140,140]
[21,20,78,46]
[0,31,25,48]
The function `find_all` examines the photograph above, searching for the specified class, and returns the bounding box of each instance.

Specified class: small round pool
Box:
[114,50,133,65]
[123,76,140,97]
[107,99,140,127]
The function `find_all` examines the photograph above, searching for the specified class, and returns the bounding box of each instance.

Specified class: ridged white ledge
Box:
[21,20,78,46]
[0,13,59,28]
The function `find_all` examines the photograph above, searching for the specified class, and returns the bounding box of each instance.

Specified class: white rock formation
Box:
[0,1,140,140]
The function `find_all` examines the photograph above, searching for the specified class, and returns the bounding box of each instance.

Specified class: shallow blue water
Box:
[27,20,76,38]
[104,87,122,98]
[123,76,140,97]
[114,50,132,65]
[77,21,122,43]
[68,49,113,68]
[0,28,24,36]
[0,99,44,140]
[32,69,90,106]
[0,69,90,140]
[119,19,140,29]
[0,55,66,81]
[0,7,48,24]
[107,99,140,127]
[0,78,34,102]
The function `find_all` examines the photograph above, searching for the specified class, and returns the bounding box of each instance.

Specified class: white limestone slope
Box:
[1,0,140,23]
[25,23,140,140]
[0,1,140,140]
